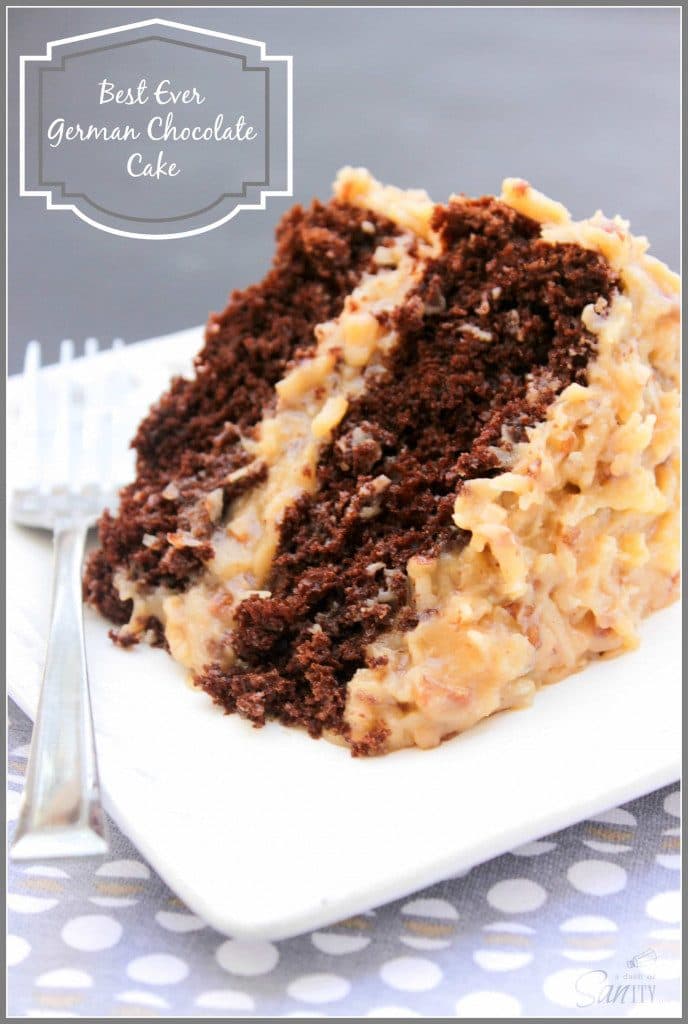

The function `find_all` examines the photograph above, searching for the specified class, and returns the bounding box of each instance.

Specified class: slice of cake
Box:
[84,169,680,755]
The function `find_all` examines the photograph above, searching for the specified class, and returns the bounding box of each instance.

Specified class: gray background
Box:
[8,6,680,373]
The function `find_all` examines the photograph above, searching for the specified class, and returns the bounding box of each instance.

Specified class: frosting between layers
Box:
[343,177,680,751]
[107,168,678,755]
[116,211,436,670]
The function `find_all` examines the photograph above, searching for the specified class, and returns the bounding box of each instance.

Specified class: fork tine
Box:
[79,338,102,490]
[20,341,41,490]
[107,338,132,494]
[23,338,41,374]
[100,342,117,496]
[11,337,109,859]
[48,340,75,493]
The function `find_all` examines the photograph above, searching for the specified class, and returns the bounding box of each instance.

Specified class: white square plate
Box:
[6,329,681,940]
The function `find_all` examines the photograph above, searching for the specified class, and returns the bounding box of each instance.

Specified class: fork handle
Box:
[11,525,108,859]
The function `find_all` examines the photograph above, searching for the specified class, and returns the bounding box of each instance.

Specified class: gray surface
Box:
[8,7,680,373]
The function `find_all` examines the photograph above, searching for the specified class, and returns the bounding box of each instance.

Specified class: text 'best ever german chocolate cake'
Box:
[84,169,680,755]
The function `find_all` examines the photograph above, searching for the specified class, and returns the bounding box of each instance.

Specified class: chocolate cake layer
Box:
[199,197,618,746]
[84,200,401,624]
[84,169,679,756]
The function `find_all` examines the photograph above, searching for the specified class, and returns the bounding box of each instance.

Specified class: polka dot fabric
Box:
[7,703,681,1017]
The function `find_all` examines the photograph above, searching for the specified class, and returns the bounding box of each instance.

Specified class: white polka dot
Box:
[561,917,616,961]
[89,897,138,909]
[61,915,122,952]
[487,879,547,913]
[311,932,371,954]
[7,934,31,966]
[543,967,591,1009]
[402,897,458,920]
[126,954,189,985]
[651,958,681,980]
[646,890,680,923]
[590,807,636,827]
[451,866,472,879]
[216,939,279,976]
[484,921,535,935]
[663,790,680,818]
[559,915,617,963]
[155,911,205,933]
[455,991,523,1016]
[400,935,451,951]
[656,854,681,870]
[116,991,170,1009]
[567,860,627,896]
[36,968,93,989]
[7,894,59,914]
[96,859,150,879]
[648,927,679,941]
[583,840,633,855]
[195,989,256,1011]
[22,865,69,878]
[473,950,533,972]
[287,973,351,1003]
[380,956,443,992]
[560,915,617,933]
[561,947,614,963]
[656,827,680,871]
[510,840,557,857]
[367,1008,420,1018]
[626,1000,682,1017]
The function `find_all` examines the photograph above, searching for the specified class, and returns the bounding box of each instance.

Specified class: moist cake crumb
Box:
[84,199,401,624]
[84,169,680,755]
[198,196,618,748]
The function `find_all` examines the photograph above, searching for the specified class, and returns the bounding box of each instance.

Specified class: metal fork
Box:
[10,338,124,860]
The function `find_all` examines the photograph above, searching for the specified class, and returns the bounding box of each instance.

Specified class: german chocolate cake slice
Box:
[84,169,680,754]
